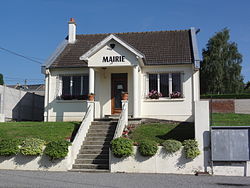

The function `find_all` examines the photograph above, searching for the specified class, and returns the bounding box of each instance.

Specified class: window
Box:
[148,73,182,98]
[61,75,89,100]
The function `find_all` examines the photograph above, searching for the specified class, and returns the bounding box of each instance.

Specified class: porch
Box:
[89,66,140,119]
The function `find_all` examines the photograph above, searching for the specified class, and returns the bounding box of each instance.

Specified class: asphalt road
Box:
[0,170,249,188]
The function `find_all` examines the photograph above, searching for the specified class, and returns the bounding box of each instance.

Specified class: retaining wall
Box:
[110,146,205,174]
[0,147,72,171]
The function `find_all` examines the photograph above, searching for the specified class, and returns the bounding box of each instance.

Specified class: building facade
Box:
[42,18,200,122]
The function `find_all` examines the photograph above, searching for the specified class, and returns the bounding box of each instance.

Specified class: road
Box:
[0,170,249,188]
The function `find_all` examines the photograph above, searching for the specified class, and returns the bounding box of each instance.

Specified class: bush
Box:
[44,140,70,160]
[20,138,46,156]
[183,139,200,159]
[111,137,134,158]
[0,139,20,156]
[162,139,182,153]
[138,140,158,157]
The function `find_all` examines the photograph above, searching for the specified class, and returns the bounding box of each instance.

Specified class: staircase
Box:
[71,119,117,172]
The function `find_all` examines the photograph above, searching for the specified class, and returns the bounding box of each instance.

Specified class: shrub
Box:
[0,139,20,156]
[44,140,70,160]
[138,140,158,157]
[162,139,182,153]
[20,138,46,156]
[111,137,134,158]
[183,139,200,159]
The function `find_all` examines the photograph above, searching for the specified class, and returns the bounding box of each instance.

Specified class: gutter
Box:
[190,27,201,70]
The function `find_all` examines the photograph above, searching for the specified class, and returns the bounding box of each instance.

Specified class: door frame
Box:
[111,73,128,114]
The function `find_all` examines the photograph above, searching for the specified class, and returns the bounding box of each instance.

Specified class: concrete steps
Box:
[71,119,117,172]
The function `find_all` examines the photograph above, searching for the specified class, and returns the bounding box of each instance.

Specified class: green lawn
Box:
[129,123,194,144]
[212,113,250,126]
[0,121,80,142]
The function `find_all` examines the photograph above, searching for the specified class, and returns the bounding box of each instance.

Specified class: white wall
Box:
[45,68,88,122]
[0,147,72,171]
[0,85,44,121]
[140,65,194,122]
[95,67,133,118]
[88,39,139,67]
[111,146,205,174]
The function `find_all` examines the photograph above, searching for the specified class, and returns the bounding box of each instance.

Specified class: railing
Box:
[113,100,128,139]
[69,102,94,167]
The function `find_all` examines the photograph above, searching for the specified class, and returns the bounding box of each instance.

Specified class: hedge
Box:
[44,140,71,160]
[111,137,134,158]
[0,139,20,156]
[201,93,250,99]
[138,140,158,157]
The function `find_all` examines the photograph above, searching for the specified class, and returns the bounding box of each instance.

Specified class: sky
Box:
[0,0,249,85]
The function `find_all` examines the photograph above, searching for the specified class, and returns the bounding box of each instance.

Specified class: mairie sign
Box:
[102,56,125,63]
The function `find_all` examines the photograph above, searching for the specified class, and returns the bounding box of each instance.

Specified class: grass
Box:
[212,113,250,126]
[0,121,80,142]
[129,123,194,144]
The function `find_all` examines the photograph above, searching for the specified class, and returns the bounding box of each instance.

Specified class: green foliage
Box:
[162,139,182,153]
[111,137,134,158]
[183,139,200,159]
[201,93,250,99]
[0,139,20,156]
[20,138,46,156]
[138,140,158,157]
[129,123,194,144]
[44,140,70,160]
[0,121,78,142]
[201,28,244,94]
[0,73,4,85]
[212,113,250,126]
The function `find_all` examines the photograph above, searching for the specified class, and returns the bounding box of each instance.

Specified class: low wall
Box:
[110,146,205,174]
[110,146,249,176]
[205,99,250,114]
[235,99,250,114]
[211,99,235,113]
[0,146,72,171]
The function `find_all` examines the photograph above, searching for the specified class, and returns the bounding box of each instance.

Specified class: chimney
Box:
[68,18,76,44]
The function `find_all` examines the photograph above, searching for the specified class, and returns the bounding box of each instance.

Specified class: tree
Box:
[0,73,4,85]
[200,28,244,94]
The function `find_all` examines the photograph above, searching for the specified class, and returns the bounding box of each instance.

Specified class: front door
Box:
[111,73,128,114]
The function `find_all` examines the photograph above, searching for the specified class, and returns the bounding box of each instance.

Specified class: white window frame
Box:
[146,72,184,98]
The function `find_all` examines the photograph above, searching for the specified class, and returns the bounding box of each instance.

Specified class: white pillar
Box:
[122,100,128,126]
[89,68,95,94]
[133,66,139,118]
[87,101,95,122]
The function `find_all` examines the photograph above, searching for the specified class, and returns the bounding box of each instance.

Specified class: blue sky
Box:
[0,0,249,85]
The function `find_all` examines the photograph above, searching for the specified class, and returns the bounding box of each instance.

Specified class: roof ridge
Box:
[76,29,190,36]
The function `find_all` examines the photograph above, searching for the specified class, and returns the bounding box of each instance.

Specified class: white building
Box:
[42,18,200,122]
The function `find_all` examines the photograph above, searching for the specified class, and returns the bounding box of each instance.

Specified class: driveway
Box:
[0,170,249,188]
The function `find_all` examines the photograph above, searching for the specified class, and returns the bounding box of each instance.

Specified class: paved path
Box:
[0,170,249,188]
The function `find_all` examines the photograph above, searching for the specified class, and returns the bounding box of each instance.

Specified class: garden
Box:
[0,121,80,159]
[111,122,200,160]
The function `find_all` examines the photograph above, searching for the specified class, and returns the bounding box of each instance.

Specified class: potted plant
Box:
[88,93,95,101]
[148,90,162,99]
[121,92,128,100]
[170,91,181,98]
